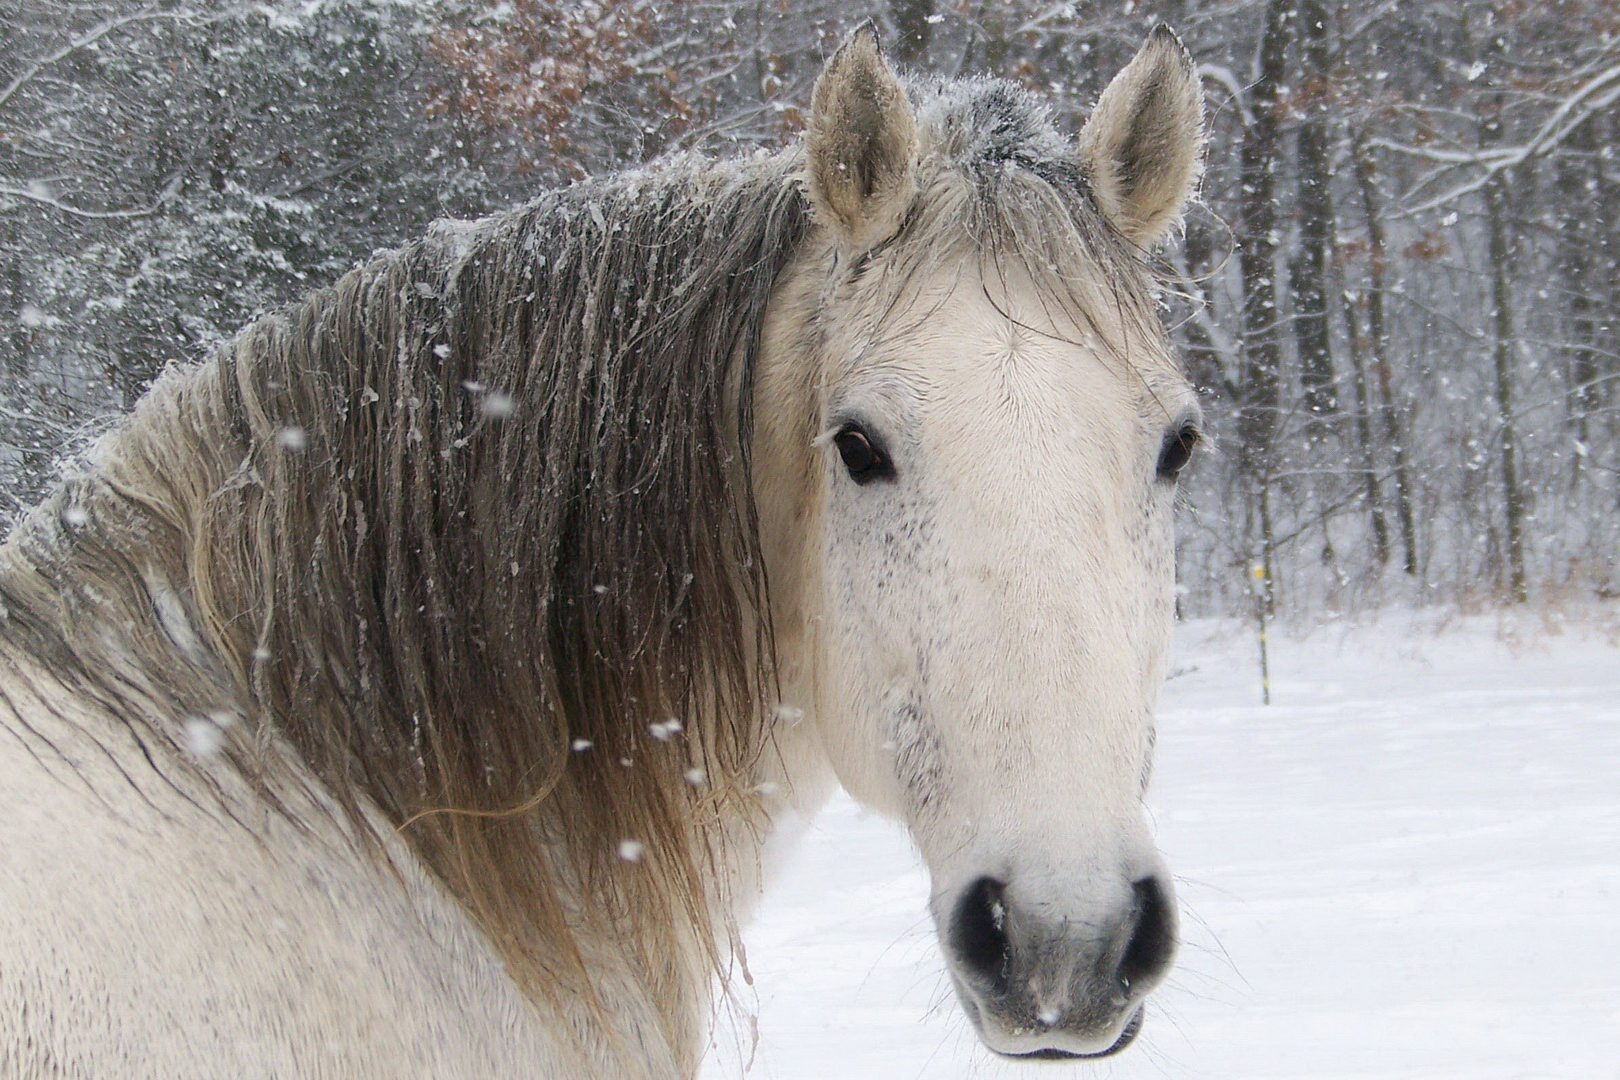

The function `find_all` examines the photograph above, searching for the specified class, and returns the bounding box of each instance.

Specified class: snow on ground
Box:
[702,613,1620,1079]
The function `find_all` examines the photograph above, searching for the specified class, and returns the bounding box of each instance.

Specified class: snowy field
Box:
[702,613,1620,1079]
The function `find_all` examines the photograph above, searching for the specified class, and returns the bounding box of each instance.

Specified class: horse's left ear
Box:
[807,23,918,250]
[1077,25,1204,252]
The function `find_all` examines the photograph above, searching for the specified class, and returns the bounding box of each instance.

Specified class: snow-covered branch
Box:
[0,183,160,219]
[0,8,207,114]
[1011,4,1088,37]
[1378,62,1620,214]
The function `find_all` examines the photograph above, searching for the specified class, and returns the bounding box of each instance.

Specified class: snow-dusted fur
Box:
[0,27,1202,1078]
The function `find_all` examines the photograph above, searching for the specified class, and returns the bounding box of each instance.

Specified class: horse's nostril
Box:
[950,876,1010,990]
[1118,874,1176,992]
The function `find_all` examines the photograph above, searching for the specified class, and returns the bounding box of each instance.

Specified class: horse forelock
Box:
[826,77,1168,382]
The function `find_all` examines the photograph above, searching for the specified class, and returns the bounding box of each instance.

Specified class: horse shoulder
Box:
[0,667,678,1079]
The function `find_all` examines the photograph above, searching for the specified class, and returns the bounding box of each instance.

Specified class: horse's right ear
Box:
[1077,25,1204,252]
[807,24,918,250]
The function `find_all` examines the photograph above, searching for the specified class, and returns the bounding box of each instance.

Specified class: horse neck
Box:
[0,183,828,1065]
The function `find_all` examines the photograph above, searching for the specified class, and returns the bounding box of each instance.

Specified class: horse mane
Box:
[0,151,808,1048]
[0,74,1165,1061]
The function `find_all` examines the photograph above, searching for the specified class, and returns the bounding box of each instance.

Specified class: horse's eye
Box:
[1156,424,1201,481]
[833,426,893,484]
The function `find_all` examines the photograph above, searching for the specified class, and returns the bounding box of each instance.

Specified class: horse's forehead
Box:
[827,260,1182,428]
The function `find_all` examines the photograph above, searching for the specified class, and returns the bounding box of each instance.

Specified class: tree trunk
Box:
[890,0,936,65]
[0,216,26,379]
[1238,0,1295,605]
[1557,117,1598,486]
[1343,289,1390,564]
[1290,0,1336,417]
[1351,133,1418,575]
[1482,97,1528,603]
[1603,111,1620,404]
[980,2,1010,74]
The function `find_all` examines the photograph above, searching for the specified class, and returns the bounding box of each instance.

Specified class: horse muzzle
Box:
[942,872,1176,1058]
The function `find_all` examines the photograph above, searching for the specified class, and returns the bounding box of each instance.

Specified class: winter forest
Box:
[2,0,1617,617]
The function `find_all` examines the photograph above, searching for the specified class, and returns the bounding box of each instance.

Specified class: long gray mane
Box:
[0,75,1158,1051]
[0,150,808,1032]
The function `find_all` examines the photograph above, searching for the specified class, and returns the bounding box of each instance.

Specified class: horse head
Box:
[756,25,1205,1059]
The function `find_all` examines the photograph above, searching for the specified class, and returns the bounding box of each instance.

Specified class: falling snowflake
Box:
[183,717,223,759]
[480,391,516,419]
[617,839,645,862]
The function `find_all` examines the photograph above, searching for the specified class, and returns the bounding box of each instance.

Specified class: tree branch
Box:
[1197,63,1255,128]
[0,8,206,114]
[0,183,159,219]
[1376,62,1620,214]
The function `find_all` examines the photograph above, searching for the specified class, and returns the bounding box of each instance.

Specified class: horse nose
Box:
[1118,873,1177,992]
[946,872,1177,1057]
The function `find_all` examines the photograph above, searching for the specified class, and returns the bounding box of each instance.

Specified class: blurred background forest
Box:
[2,0,1616,615]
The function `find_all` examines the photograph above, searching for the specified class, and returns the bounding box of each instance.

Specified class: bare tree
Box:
[1235,0,1294,603]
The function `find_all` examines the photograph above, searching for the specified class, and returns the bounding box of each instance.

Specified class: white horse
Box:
[0,25,1203,1078]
